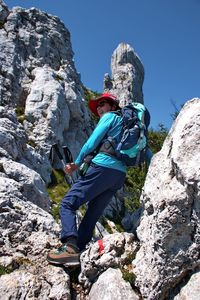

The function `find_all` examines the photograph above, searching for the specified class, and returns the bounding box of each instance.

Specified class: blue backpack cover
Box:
[99,102,151,166]
[114,102,150,166]
[100,102,150,167]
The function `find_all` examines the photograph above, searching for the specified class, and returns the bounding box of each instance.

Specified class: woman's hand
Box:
[64,163,78,176]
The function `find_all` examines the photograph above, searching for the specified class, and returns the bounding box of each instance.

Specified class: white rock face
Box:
[0,3,90,298]
[174,271,200,300]
[134,98,200,300]
[0,3,92,183]
[0,106,51,210]
[0,3,145,299]
[0,1,8,24]
[2,159,50,210]
[0,181,71,299]
[122,206,144,233]
[104,43,144,106]
[0,267,71,300]
[89,268,140,300]
[0,107,27,160]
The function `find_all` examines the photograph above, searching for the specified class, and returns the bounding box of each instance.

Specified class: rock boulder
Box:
[134,98,200,300]
[104,43,144,106]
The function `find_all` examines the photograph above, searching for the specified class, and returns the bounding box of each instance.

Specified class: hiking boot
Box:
[47,243,80,266]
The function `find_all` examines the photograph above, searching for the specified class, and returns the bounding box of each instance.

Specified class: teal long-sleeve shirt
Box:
[75,112,126,173]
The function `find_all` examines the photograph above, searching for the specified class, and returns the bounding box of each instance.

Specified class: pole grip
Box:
[52,144,63,160]
[63,146,73,163]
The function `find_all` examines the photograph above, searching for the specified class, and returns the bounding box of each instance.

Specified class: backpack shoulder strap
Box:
[110,109,122,116]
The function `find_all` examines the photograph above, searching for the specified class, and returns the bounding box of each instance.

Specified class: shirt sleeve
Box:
[75,112,115,165]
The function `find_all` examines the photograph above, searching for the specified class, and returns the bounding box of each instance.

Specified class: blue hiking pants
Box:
[60,163,126,251]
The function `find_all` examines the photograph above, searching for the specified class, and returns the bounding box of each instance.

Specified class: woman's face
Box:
[97,101,115,118]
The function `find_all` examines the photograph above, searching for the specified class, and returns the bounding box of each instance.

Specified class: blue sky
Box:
[5,0,200,129]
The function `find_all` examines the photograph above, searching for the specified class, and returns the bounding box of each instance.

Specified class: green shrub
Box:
[148,124,168,154]
[15,106,25,116]
[83,87,101,104]
[123,125,168,215]
[115,223,124,232]
[47,169,70,221]
[0,21,5,29]
[15,106,27,124]
[27,140,37,148]
[100,216,113,234]
[125,164,147,212]
[83,87,101,122]
[55,74,64,81]
[79,203,87,216]
[120,252,137,286]
[121,267,136,287]
[0,265,13,276]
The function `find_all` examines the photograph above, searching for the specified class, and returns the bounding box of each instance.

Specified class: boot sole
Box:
[47,257,80,266]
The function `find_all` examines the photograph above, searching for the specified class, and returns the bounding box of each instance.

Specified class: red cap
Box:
[88,93,119,116]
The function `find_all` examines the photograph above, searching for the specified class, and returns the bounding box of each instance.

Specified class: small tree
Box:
[124,124,168,213]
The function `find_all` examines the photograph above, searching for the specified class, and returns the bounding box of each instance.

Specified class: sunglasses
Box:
[97,101,108,108]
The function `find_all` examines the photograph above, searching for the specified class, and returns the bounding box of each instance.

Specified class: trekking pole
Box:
[63,146,73,166]
[49,144,104,239]
[95,222,104,239]
[50,143,74,186]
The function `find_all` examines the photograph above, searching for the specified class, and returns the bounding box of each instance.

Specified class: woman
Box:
[47,93,126,266]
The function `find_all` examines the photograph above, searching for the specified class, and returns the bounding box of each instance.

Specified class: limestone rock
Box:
[0,106,51,209]
[0,106,27,160]
[174,270,200,300]
[0,266,70,300]
[0,4,94,298]
[79,232,139,289]
[0,184,59,258]
[0,2,147,299]
[2,159,50,210]
[134,98,200,300]
[103,192,124,220]
[0,3,92,183]
[0,181,71,299]
[89,268,139,300]
[122,206,144,233]
[0,1,9,23]
[2,1,200,299]
[104,43,144,106]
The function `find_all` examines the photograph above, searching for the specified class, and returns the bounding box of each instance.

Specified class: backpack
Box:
[99,102,151,167]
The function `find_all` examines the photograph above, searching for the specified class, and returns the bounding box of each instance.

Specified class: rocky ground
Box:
[0,1,199,299]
